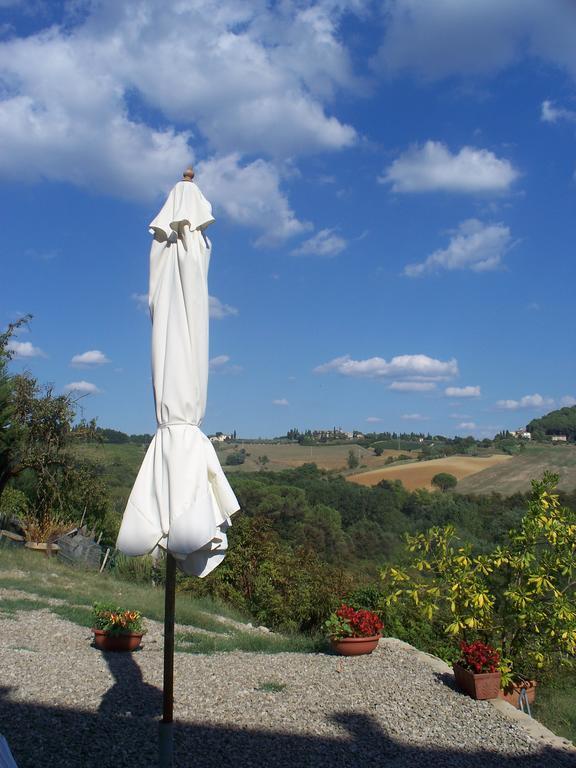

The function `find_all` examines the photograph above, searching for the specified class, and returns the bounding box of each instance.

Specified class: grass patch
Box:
[175,630,325,655]
[0,598,49,616]
[0,547,251,631]
[533,671,576,746]
[256,681,286,693]
[50,604,94,628]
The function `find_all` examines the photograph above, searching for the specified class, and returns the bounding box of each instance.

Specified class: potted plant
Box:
[21,513,67,556]
[453,640,502,700]
[325,603,383,656]
[92,602,145,651]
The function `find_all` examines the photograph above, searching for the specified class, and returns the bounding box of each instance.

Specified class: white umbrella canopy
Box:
[117,171,240,576]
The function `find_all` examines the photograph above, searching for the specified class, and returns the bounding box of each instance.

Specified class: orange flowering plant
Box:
[92,603,145,635]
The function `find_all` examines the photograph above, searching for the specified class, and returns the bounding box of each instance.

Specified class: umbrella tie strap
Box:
[157,421,200,428]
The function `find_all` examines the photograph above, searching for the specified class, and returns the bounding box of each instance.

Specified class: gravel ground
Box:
[0,606,575,768]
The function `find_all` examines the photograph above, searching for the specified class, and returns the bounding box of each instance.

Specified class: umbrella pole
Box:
[159,552,177,767]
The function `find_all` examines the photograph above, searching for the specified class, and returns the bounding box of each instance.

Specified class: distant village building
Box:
[209,433,229,443]
[551,435,567,442]
[513,428,532,439]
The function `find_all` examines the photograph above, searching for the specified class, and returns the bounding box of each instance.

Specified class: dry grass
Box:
[347,455,512,491]
[216,442,413,472]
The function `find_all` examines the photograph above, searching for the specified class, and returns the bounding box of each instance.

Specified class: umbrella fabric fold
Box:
[117,180,239,577]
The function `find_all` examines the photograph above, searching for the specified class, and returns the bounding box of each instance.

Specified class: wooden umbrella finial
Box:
[182,167,195,182]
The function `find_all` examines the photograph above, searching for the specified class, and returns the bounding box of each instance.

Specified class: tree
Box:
[0,316,30,495]
[374,445,384,457]
[347,450,359,470]
[381,473,576,680]
[432,472,457,492]
[256,455,269,470]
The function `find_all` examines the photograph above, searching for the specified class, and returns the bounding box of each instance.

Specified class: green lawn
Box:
[0,544,321,653]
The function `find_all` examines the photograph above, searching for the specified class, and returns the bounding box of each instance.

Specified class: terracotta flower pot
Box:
[92,629,143,652]
[453,663,501,700]
[330,635,380,656]
[498,680,537,707]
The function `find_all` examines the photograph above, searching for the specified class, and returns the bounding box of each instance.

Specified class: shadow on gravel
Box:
[1,681,574,768]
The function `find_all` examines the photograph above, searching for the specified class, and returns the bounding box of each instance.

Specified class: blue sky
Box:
[1,0,574,439]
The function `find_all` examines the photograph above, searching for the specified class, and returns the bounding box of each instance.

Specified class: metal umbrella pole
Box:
[159,553,176,767]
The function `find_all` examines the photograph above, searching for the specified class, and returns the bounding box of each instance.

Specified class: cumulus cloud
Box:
[404,219,513,277]
[445,385,481,398]
[560,395,576,407]
[374,1,576,83]
[272,398,289,406]
[71,350,110,366]
[209,295,238,319]
[292,228,347,257]
[0,0,356,213]
[366,416,382,422]
[401,413,429,421]
[314,353,458,381]
[382,142,518,194]
[6,340,45,358]
[131,293,149,311]
[458,422,477,430]
[541,100,576,124]
[496,393,554,410]
[197,154,310,245]
[209,355,242,374]
[64,380,101,394]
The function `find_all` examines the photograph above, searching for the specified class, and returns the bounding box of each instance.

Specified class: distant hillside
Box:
[528,406,576,441]
[456,443,576,494]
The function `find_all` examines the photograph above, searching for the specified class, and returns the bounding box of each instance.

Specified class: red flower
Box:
[335,604,383,637]
[458,640,500,673]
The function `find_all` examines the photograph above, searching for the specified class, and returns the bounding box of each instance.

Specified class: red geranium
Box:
[458,640,500,674]
[335,604,383,638]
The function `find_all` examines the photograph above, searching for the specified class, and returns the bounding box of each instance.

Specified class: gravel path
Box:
[0,606,575,768]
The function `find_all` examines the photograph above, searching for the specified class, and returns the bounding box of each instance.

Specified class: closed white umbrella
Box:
[116,168,240,766]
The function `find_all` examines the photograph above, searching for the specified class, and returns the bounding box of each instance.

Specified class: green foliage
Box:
[382,473,576,680]
[528,406,576,442]
[184,515,351,633]
[347,449,359,469]
[226,450,246,465]
[0,486,29,526]
[432,472,458,492]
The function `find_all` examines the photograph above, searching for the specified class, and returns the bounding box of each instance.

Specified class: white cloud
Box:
[314,353,458,381]
[209,354,242,374]
[197,154,311,245]
[366,416,382,423]
[560,395,576,407]
[63,380,101,395]
[404,219,513,277]
[382,142,518,194]
[401,413,429,421]
[6,340,45,358]
[389,381,437,392]
[458,422,477,430]
[496,393,554,410]
[445,385,481,398]
[374,1,576,83]
[0,1,357,207]
[71,350,110,366]
[131,293,149,311]
[272,398,289,406]
[209,295,238,319]
[209,355,230,370]
[292,228,347,257]
[541,100,576,124]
